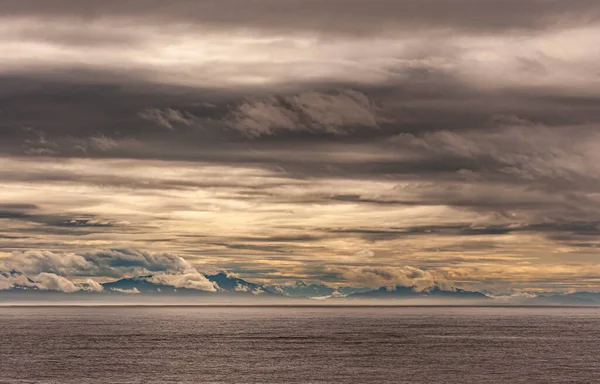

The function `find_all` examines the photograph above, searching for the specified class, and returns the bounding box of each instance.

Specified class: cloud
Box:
[0,271,35,290]
[79,249,195,276]
[1,248,219,292]
[234,283,250,292]
[1,0,600,296]
[229,90,382,136]
[33,272,79,293]
[1,250,95,277]
[55,219,125,228]
[338,266,446,291]
[0,275,12,290]
[231,283,264,294]
[2,0,598,37]
[87,135,121,151]
[251,287,265,295]
[354,249,375,258]
[110,287,141,294]
[22,134,140,157]
[139,108,196,130]
[0,269,105,293]
[388,121,600,200]
[81,279,104,292]
[147,271,217,292]
[0,203,38,211]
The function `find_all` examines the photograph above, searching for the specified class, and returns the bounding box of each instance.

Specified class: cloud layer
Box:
[1,0,600,294]
[0,249,216,292]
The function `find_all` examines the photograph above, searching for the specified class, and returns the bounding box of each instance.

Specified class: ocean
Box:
[1,306,599,383]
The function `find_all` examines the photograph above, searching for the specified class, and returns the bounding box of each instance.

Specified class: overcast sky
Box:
[2,0,600,294]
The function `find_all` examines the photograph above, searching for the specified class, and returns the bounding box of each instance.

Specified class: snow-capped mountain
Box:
[265,281,370,298]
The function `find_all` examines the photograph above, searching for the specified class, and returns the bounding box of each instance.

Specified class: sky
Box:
[2,0,600,295]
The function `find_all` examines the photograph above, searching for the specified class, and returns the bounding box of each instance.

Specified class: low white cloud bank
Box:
[0,248,217,293]
[234,283,250,292]
[34,272,80,293]
[2,250,94,277]
[82,279,105,292]
[110,287,140,294]
[148,271,217,292]
[2,248,196,277]
[0,271,104,293]
[233,283,264,295]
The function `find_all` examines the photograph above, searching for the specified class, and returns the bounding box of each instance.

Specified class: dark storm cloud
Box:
[2,0,600,36]
[327,226,510,242]
[1,0,599,152]
[328,192,555,210]
[327,222,600,248]
[2,63,599,153]
[1,24,144,48]
[328,225,517,238]
[0,204,38,211]
[0,203,125,233]
[0,73,230,140]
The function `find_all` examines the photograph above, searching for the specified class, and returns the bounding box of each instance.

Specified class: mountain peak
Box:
[348,285,489,300]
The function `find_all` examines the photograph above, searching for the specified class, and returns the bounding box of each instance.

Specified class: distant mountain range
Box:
[102,273,272,295]
[346,285,488,300]
[264,280,371,298]
[4,269,600,305]
[526,292,600,306]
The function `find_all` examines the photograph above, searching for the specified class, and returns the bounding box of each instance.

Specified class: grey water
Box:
[1,306,599,383]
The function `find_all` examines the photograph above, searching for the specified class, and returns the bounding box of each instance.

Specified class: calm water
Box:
[1,306,599,383]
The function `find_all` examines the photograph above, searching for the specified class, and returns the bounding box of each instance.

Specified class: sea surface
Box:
[1,306,599,383]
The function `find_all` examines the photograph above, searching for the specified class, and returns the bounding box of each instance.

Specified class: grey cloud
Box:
[2,0,600,294]
[0,208,127,231]
[327,222,600,246]
[0,211,28,219]
[2,67,599,160]
[2,0,599,36]
[22,133,142,158]
[53,219,124,228]
[79,249,194,276]
[229,90,382,136]
[0,203,38,219]
[139,108,197,130]
[2,22,145,48]
[4,114,600,246]
[385,123,600,201]
[0,204,38,211]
